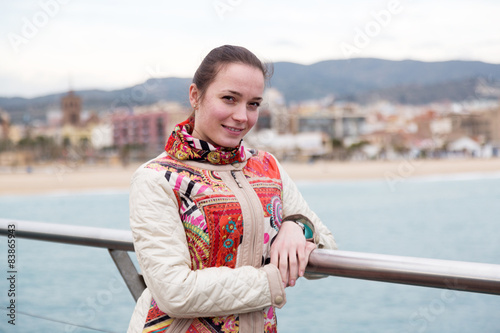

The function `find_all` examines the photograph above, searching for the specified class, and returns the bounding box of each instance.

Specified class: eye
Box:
[222,96,236,103]
[247,101,260,111]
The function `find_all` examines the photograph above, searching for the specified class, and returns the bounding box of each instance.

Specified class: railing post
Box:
[108,249,146,301]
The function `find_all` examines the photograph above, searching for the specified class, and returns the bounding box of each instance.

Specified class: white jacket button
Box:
[275,296,284,304]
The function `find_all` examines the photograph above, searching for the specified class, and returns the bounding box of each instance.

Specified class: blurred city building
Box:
[111,102,189,161]
[292,102,366,139]
[0,109,10,140]
[257,88,289,134]
[61,90,82,126]
[1,85,499,168]
[112,111,168,154]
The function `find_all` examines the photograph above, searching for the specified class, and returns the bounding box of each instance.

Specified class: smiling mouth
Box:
[222,125,244,133]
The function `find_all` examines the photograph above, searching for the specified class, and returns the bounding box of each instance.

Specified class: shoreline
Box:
[1,158,500,196]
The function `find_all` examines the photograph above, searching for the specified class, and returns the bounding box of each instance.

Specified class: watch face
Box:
[283,216,308,235]
[296,221,306,234]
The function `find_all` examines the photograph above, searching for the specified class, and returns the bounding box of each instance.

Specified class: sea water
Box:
[0,174,499,332]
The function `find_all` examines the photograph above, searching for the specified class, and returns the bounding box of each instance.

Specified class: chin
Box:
[217,138,242,149]
[222,142,241,149]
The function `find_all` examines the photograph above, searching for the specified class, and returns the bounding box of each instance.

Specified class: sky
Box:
[1,0,499,98]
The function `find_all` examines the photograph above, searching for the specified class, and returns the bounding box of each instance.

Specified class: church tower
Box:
[61,90,82,126]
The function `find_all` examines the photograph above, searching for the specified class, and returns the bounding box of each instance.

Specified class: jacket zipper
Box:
[230,169,260,267]
[231,170,243,188]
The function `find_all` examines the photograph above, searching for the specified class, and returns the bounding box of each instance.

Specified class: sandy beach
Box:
[1,158,500,196]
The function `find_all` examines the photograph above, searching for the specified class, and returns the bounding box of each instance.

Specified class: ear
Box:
[189,84,199,108]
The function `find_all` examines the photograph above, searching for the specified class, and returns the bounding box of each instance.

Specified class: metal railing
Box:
[1,218,500,300]
[0,219,145,301]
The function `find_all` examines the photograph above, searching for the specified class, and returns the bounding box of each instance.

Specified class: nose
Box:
[232,104,248,123]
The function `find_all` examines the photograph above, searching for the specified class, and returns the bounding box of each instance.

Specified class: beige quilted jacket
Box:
[127,153,337,332]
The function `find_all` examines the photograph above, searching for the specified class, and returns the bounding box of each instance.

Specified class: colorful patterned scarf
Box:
[165,117,252,165]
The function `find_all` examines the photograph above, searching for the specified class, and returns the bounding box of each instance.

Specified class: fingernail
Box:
[290,280,295,287]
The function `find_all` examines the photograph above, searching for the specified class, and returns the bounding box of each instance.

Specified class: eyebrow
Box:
[224,90,263,101]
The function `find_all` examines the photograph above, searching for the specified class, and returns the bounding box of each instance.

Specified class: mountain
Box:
[345,77,494,105]
[270,58,500,102]
[0,77,192,123]
[1,59,500,123]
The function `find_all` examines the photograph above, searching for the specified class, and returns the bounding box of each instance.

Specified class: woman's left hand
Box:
[270,221,317,287]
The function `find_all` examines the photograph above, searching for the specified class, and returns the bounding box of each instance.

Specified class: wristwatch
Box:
[288,220,306,235]
[282,214,312,238]
[295,221,306,235]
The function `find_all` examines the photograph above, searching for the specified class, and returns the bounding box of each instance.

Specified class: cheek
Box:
[247,111,259,129]
[201,101,227,121]
[197,106,218,126]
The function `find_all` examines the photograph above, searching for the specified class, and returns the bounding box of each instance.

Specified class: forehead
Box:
[210,63,265,94]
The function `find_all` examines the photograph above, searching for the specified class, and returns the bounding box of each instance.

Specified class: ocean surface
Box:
[1,173,500,332]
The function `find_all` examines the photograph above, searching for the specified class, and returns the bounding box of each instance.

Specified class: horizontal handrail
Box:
[0,218,134,251]
[307,249,500,295]
[1,218,500,296]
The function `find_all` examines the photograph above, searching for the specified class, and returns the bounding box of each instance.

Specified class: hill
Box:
[1,58,499,123]
[270,58,500,102]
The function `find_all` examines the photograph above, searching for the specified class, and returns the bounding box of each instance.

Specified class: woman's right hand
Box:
[270,221,316,287]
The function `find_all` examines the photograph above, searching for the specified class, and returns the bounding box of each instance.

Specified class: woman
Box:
[128,45,336,333]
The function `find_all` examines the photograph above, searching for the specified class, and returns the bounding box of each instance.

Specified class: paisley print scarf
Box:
[165,117,252,165]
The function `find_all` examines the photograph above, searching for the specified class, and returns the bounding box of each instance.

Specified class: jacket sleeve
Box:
[130,166,286,319]
[276,160,337,251]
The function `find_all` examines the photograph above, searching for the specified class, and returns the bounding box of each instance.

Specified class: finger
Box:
[288,250,299,286]
[297,245,307,277]
[270,245,279,268]
[279,252,289,285]
[300,242,317,276]
[305,242,317,258]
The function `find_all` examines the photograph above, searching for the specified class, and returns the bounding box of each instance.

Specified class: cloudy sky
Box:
[1,0,499,98]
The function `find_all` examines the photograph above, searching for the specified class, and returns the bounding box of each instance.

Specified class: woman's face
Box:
[189,63,265,148]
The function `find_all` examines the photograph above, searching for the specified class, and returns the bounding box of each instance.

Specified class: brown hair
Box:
[192,45,272,102]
